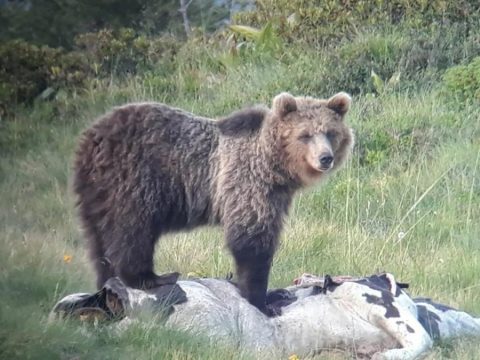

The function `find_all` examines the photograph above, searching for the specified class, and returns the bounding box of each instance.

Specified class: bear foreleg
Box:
[226,226,279,316]
[233,249,273,314]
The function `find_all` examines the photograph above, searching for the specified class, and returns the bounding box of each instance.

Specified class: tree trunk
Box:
[179,0,192,38]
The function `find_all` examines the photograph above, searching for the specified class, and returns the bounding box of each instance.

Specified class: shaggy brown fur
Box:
[73,92,354,314]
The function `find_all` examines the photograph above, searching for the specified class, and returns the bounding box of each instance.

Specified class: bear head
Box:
[267,92,354,186]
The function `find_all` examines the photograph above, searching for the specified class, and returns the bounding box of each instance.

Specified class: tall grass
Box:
[1,38,479,359]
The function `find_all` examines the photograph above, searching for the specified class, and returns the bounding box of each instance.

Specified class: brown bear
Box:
[73,92,354,314]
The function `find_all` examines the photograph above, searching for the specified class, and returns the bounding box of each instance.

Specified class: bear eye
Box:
[298,132,312,142]
[326,131,336,141]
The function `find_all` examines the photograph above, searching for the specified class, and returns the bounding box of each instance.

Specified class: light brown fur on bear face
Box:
[264,92,354,186]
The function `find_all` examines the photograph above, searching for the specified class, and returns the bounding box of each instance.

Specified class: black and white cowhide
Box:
[51,273,480,359]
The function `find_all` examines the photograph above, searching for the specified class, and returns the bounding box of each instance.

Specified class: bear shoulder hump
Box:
[216,106,268,136]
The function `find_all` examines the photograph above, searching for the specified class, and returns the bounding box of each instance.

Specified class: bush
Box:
[402,24,480,76]
[321,31,407,94]
[234,0,480,46]
[443,57,480,102]
[231,1,480,95]
[0,30,181,110]
[74,28,179,77]
[297,23,480,95]
[0,40,88,108]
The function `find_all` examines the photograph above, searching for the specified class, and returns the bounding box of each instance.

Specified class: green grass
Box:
[1,50,480,359]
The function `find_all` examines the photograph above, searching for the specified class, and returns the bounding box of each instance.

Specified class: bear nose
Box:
[319,154,334,168]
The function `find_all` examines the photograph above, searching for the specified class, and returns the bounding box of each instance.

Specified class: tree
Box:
[0,0,246,47]
[0,0,147,48]
[179,0,193,38]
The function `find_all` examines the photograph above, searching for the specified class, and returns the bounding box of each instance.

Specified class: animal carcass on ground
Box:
[51,273,480,360]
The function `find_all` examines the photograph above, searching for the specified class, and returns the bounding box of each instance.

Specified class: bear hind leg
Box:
[94,254,115,289]
[84,224,115,289]
[107,224,179,289]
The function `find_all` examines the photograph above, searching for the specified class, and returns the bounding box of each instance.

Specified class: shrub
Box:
[74,28,179,77]
[231,1,480,95]
[401,24,480,76]
[321,31,407,94]
[234,0,480,46]
[293,24,480,95]
[0,40,88,108]
[443,57,480,102]
[0,30,181,110]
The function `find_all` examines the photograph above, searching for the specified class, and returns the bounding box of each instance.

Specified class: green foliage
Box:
[0,40,88,107]
[141,0,232,36]
[230,0,480,96]
[234,0,480,46]
[75,28,179,77]
[403,24,480,75]
[0,0,237,48]
[301,23,480,95]
[0,30,179,109]
[3,0,480,110]
[370,70,402,95]
[321,31,407,94]
[443,57,480,102]
[229,22,282,55]
[361,130,395,167]
[0,0,148,48]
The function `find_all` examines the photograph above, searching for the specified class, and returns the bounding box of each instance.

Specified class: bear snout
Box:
[319,153,334,170]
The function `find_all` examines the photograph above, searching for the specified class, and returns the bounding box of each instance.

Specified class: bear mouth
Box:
[317,161,334,173]
[318,165,333,172]
[304,158,333,177]
[307,165,329,176]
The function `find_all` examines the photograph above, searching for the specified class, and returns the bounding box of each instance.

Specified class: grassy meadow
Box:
[1,4,480,359]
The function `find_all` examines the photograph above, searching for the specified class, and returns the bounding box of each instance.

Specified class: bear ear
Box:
[272,92,297,117]
[327,92,352,116]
